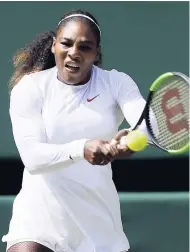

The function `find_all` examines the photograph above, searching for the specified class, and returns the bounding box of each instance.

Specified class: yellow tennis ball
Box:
[120,130,148,151]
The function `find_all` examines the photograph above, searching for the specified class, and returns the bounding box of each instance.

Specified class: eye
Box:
[79,45,92,51]
[61,42,71,48]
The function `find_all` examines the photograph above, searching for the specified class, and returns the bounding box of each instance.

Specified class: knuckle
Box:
[92,148,99,154]
[104,150,109,156]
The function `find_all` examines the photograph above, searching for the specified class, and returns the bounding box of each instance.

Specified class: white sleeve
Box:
[111,71,153,139]
[10,75,89,175]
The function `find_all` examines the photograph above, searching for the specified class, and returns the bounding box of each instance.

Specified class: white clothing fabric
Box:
[2,66,147,252]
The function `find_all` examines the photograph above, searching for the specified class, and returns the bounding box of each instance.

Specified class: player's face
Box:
[52,20,99,85]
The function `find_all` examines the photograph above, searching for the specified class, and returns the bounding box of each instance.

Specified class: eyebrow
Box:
[60,37,95,45]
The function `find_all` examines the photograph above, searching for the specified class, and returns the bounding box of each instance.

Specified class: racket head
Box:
[145,72,189,154]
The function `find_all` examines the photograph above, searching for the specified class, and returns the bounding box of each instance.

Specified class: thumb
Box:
[112,129,129,142]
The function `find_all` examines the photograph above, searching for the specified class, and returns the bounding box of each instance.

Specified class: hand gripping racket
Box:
[129,72,189,154]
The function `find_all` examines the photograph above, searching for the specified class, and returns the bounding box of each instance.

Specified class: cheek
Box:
[54,47,67,61]
[83,52,97,65]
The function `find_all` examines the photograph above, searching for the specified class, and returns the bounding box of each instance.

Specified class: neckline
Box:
[54,66,94,90]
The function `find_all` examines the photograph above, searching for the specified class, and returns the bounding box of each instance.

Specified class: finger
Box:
[104,143,120,158]
[117,144,128,151]
[100,144,114,161]
[110,139,117,145]
[112,129,129,142]
[96,153,111,165]
[117,144,134,156]
[108,143,119,156]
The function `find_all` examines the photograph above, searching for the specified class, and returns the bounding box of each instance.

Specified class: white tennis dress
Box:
[2,66,147,252]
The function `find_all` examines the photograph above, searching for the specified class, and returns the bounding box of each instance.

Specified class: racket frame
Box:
[133,72,189,154]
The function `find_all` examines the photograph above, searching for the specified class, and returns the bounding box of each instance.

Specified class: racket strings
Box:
[148,75,189,151]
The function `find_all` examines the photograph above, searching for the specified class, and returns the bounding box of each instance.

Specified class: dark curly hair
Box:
[9,10,102,90]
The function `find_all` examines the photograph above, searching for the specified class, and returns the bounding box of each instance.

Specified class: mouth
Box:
[65,62,80,73]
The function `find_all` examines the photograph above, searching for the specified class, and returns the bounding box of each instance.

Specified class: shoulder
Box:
[11,74,37,97]
[94,65,134,82]
[28,67,56,82]
[11,67,56,98]
[29,67,56,89]
[93,66,138,91]
[10,73,42,111]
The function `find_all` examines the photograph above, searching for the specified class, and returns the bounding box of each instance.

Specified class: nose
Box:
[68,45,81,60]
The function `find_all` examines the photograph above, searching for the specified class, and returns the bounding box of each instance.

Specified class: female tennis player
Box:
[2,10,149,252]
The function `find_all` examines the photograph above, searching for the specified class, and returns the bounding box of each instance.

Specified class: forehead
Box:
[57,20,97,42]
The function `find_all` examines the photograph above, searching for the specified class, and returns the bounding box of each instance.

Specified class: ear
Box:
[95,47,100,63]
[51,37,56,54]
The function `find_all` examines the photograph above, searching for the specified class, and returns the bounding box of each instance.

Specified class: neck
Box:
[57,69,92,86]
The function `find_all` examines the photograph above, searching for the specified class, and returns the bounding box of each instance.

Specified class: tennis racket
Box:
[128,72,189,154]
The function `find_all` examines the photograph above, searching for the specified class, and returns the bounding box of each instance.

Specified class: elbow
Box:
[24,160,47,175]
[18,144,71,175]
[21,151,49,175]
[25,161,67,175]
[27,165,44,175]
[22,155,68,175]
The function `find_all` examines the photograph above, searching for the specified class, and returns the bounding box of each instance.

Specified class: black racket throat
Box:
[133,91,153,130]
[133,91,168,151]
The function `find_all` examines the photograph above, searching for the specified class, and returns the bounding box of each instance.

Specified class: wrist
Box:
[69,139,90,161]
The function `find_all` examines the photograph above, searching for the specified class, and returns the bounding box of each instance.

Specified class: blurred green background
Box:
[0,3,189,252]
[0,1,189,159]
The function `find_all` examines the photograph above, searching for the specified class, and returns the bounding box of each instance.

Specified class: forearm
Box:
[17,139,89,175]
